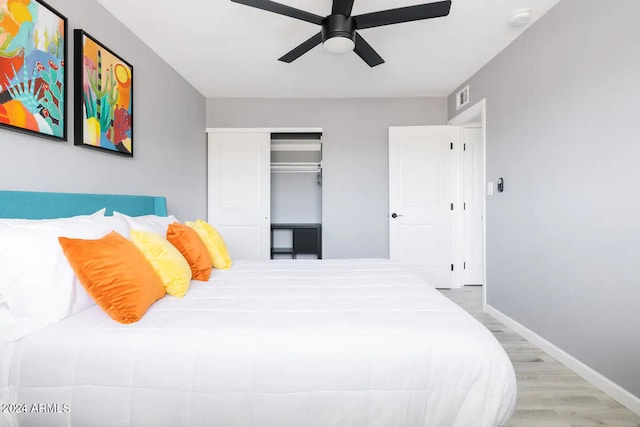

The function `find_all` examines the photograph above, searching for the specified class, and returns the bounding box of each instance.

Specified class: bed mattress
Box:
[1,259,516,427]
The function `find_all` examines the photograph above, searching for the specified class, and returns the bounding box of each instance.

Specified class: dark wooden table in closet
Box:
[270,223,322,259]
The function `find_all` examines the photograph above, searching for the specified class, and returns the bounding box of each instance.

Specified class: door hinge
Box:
[463,202,466,210]
[464,262,466,270]
[450,203,454,211]
[464,143,466,151]
[451,264,454,271]
[450,142,453,150]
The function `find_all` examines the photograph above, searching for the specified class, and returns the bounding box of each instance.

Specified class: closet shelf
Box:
[271,162,321,173]
[271,141,321,152]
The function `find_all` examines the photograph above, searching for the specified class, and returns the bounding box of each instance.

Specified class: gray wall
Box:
[207,97,447,259]
[0,0,206,221]
[271,173,322,224]
[448,0,640,397]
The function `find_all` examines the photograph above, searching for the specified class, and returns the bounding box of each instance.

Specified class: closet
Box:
[207,129,323,261]
[270,133,322,259]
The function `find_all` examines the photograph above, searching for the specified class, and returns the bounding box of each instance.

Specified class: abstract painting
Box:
[0,0,67,140]
[74,29,133,156]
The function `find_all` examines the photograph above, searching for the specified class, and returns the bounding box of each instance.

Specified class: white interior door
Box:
[463,127,484,285]
[389,126,461,288]
[208,131,270,260]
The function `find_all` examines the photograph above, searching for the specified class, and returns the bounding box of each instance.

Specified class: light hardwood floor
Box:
[439,286,640,427]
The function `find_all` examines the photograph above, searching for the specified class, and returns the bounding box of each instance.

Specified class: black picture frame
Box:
[0,0,67,141]
[74,29,134,156]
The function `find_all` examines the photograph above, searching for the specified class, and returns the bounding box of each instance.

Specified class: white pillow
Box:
[0,305,59,342]
[0,215,129,342]
[0,208,106,228]
[113,211,178,237]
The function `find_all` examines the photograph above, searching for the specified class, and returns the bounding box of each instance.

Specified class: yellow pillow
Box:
[186,220,232,269]
[130,230,192,297]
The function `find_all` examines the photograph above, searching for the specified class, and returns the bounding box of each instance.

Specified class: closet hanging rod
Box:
[271,162,321,173]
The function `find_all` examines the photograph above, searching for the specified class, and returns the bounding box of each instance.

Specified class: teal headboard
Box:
[0,190,167,219]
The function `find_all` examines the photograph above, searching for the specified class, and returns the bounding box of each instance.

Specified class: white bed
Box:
[2,259,516,427]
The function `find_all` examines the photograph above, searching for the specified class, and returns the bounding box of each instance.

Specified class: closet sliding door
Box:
[208,131,271,260]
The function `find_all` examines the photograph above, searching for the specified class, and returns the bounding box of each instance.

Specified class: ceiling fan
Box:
[230,0,452,67]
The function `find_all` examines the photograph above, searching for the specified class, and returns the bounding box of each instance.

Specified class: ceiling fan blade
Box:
[332,0,355,16]
[278,32,323,63]
[231,0,323,25]
[354,33,384,67]
[354,0,451,30]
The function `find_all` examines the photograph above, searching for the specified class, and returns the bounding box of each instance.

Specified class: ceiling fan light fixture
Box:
[323,36,355,54]
[232,0,453,67]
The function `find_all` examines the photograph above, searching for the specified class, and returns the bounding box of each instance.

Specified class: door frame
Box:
[448,99,487,309]
[206,128,323,134]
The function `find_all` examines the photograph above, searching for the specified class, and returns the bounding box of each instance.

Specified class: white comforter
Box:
[1,260,516,427]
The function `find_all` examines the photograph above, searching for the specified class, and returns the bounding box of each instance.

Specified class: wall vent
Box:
[456,85,470,110]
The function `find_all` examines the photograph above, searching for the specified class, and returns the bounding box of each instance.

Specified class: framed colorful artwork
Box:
[0,0,67,140]
[74,29,133,156]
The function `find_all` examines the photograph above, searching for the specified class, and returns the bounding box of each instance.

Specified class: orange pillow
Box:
[58,231,166,324]
[166,223,212,281]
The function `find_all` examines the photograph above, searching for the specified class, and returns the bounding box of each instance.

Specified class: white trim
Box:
[486,304,640,417]
[448,99,487,309]
[448,98,486,126]
[206,127,323,134]
[452,127,464,289]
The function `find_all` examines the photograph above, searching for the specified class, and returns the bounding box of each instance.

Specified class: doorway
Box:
[270,132,323,259]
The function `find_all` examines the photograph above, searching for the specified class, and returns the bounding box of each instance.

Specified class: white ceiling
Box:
[96,0,562,98]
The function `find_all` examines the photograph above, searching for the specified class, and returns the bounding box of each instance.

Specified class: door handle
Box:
[391,213,403,219]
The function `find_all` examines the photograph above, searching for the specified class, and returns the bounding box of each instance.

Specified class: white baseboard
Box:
[485,304,640,416]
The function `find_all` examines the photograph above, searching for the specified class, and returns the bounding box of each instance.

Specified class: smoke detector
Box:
[509,9,532,27]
